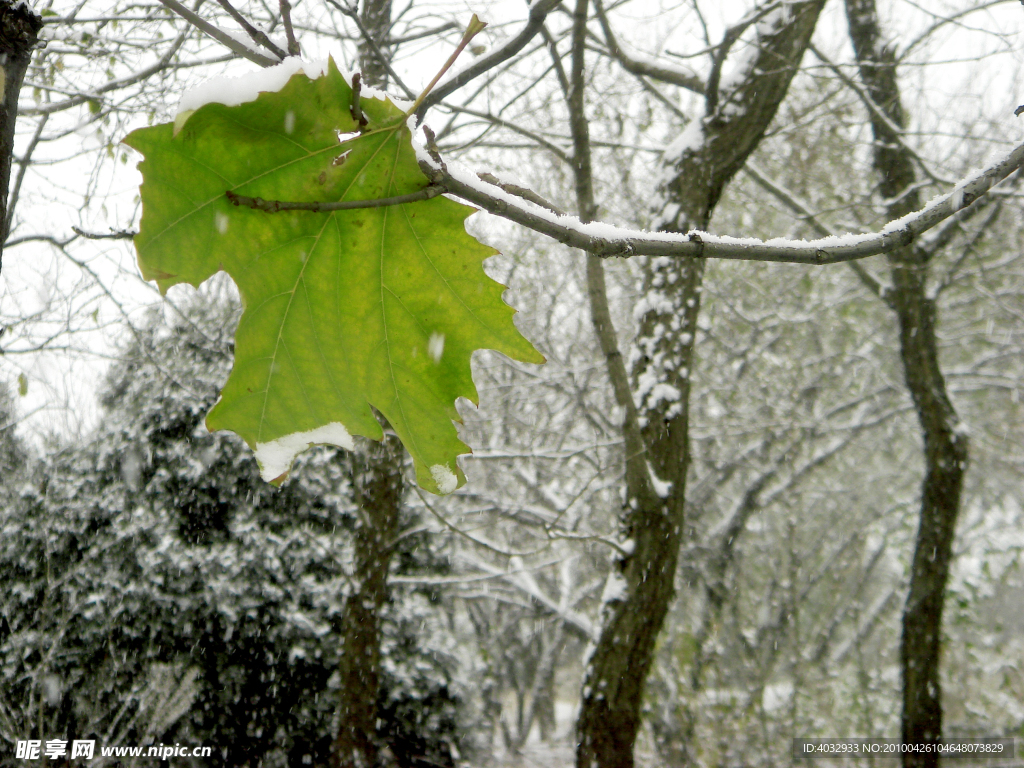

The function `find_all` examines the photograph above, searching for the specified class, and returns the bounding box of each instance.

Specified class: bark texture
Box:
[845,3,968,766]
[331,3,403,766]
[0,0,42,271]
[575,3,825,766]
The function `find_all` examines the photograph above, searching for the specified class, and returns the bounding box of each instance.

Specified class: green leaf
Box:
[124,60,542,494]
[17,373,28,397]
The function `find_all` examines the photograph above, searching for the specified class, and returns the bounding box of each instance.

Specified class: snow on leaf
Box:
[124,58,543,495]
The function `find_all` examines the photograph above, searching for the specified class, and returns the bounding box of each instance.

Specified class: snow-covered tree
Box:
[0,289,467,766]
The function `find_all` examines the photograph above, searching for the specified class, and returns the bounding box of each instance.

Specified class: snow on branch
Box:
[592,0,704,94]
[458,553,599,642]
[418,139,1024,265]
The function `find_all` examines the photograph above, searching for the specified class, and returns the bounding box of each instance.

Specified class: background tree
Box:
[0,289,467,767]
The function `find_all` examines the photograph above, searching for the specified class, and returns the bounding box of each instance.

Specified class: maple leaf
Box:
[124,59,543,495]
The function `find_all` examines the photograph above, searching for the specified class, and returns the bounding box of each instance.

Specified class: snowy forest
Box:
[0,0,1023,766]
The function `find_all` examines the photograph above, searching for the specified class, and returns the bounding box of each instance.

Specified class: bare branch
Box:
[442,104,572,164]
[326,0,417,100]
[388,21,458,45]
[414,489,544,559]
[6,114,48,237]
[213,0,288,59]
[704,1,784,112]
[933,202,1002,296]
[418,0,562,112]
[476,173,566,215]
[593,0,704,93]
[900,0,1016,62]
[742,161,892,304]
[71,226,138,240]
[224,184,446,212]
[21,22,217,116]
[808,43,952,186]
[278,0,301,56]
[155,0,282,67]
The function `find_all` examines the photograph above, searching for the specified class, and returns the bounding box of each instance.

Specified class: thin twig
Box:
[593,0,705,94]
[278,0,300,56]
[934,202,1002,296]
[214,0,288,59]
[477,173,566,215]
[809,43,952,186]
[742,161,892,305]
[349,72,367,127]
[20,23,195,116]
[3,233,76,248]
[419,0,562,112]
[71,226,137,240]
[326,0,416,99]
[414,488,543,558]
[406,14,488,116]
[156,0,281,67]
[6,114,48,236]
[225,184,446,212]
[388,21,458,45]
[442,104,572,164]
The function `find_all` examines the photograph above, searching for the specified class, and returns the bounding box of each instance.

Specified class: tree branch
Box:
[155,0,282,67]
[443,104,572,164]
[5,114,48,238]
[808,43,952,186]
[278,0,301,56]
[418,0,562,112]
[417,138,1024,264]
[214,0,288,59]
[742,160,892,304]
[933,201,1002,296]
[592,0,704,93]
[326,0,416,99]
[704,1,787,113]
[225,184,446,212]
[71,226,138,240]
[0,0,42,273]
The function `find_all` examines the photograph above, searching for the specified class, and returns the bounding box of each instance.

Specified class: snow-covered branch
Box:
[458,553,599,642]
[419,139,1024,265]
[592,0,704,94]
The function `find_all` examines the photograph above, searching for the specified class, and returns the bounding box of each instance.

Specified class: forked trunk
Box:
[575,3,826,765]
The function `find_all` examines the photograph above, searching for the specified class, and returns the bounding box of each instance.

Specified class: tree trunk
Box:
[574,3,825,766]
[0,0,42,272]
[357,0,392,91]
[332,430,403,768]
[844,4,968,766]
[331,3,403,766]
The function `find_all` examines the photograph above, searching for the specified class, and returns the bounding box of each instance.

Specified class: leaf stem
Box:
[225,184,447,212]
[406,14,487,117]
